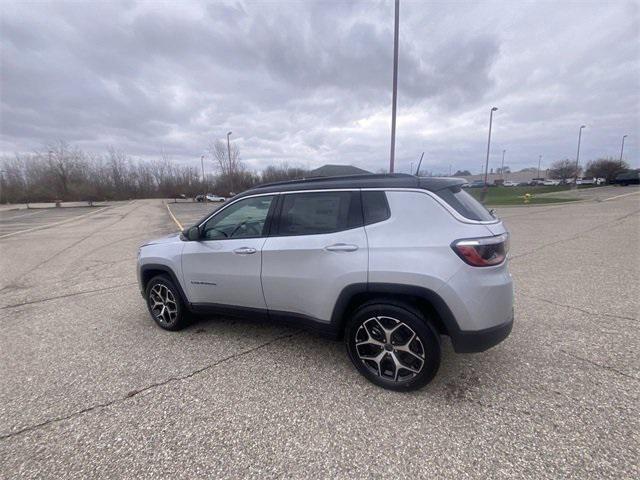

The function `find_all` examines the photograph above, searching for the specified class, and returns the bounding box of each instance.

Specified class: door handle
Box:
[324,243,358,252]
[233,247,257,255]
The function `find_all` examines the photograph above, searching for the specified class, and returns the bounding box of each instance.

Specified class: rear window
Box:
[277,191,362,236]
[362,191,390,225]
[433,186,494,221]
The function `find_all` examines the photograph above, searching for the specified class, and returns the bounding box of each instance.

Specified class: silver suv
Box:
[137,174,513,391]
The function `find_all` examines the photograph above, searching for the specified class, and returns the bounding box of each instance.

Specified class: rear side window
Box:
[277,191,362,236]
[434,186,494,221]
[362,191,390,225]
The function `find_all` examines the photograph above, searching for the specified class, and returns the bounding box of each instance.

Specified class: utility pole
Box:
[201,155,206,198]
[620,134,628,162]
[573,125,586,188]
[481,107,498,201]
[389,0,400,173]
[0,170,5,204]
[537,155,542,179]
[226,131,233,195]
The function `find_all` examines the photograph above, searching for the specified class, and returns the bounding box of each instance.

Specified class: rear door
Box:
[181,194,276,308]
[261,190,367,322]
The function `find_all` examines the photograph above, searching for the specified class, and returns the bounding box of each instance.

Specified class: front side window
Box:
[201,195,275,240]
[277,191,362,236]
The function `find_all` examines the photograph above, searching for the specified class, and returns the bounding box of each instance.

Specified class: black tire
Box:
[345,303,441,391]
[145,275,188,331]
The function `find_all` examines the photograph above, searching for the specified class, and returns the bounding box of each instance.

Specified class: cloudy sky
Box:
[1,0,639,174]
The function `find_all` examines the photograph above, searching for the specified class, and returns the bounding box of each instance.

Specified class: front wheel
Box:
[346,303,441,391]
[145,275,188,331]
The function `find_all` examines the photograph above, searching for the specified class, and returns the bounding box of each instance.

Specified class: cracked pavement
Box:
[0,191,639,479]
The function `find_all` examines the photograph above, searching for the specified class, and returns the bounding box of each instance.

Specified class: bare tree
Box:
[261,163,308,184]
[585,158,628,183]
[549,159,581,180]
[209,140,245,195]
[210,140,242,177]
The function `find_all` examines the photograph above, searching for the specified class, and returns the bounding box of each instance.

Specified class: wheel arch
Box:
[331,283,460,340]
[140,263,190,307]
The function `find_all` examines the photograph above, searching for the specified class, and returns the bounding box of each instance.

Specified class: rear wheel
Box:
[145,275,188,331]
[346,303,441,391]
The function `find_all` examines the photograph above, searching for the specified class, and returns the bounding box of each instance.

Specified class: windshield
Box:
[434,185,494,221]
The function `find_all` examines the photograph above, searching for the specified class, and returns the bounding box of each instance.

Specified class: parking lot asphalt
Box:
[0,206,110,238]
[0,192,638,479]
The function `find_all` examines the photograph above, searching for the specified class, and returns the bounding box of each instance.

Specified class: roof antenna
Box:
[415,152,424,176]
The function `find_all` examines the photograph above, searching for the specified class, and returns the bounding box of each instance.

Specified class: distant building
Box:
[308,164,371,177]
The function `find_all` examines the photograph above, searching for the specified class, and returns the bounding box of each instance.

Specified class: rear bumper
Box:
[450,312,513,353]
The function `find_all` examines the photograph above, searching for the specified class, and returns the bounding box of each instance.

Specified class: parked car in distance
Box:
[576,177,595,185]
[542,179,560,186]
[502,181,518,187]
[614,169,640,186]
[137,174,513,391]
[469,180,486,188]
[206,194,226,203]
[195,194,205,202]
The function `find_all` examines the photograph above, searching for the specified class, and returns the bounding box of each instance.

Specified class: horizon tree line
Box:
[0,141,634,204]
[0,141,309,204]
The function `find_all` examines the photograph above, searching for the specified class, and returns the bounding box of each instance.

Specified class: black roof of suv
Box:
[237,173,465,199]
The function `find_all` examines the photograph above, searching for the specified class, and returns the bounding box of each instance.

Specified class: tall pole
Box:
[0,170,5,204]
[537,155,542,179]
[620,134,628,162]
[389,0,400,173]
[573,125,586,188]
[200,154,206,198]
[481,107,498,201]
[501,150,506,179]
[415,152,424,175]
[226,131,233,195]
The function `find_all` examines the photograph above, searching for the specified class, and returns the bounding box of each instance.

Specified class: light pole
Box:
[537,155,542,179]
[573,125,586,188]
[200,154,206,199]
[620,134,628,162]
[389,0,400,173]
[226,131,233,195]
[481,107,498,201]
[0,170,5,204]
[501,150,506,180]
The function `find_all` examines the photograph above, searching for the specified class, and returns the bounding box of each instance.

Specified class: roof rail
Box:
[253,172,414,189]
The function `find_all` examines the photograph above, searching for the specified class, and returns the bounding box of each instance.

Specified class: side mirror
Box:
[182,226,201,241]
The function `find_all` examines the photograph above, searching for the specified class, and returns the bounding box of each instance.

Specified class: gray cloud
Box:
[1,0,638,174]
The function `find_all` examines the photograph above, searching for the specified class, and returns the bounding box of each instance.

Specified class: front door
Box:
[181,194,276,308]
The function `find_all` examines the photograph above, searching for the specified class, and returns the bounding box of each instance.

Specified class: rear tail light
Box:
[451,233,509,267]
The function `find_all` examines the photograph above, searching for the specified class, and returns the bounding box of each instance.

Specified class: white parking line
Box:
[602,190,640,202]
[0,206,110,239]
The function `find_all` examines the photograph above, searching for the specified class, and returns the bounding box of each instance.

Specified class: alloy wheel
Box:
[149,283,178,326]
[354,316,426,382]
